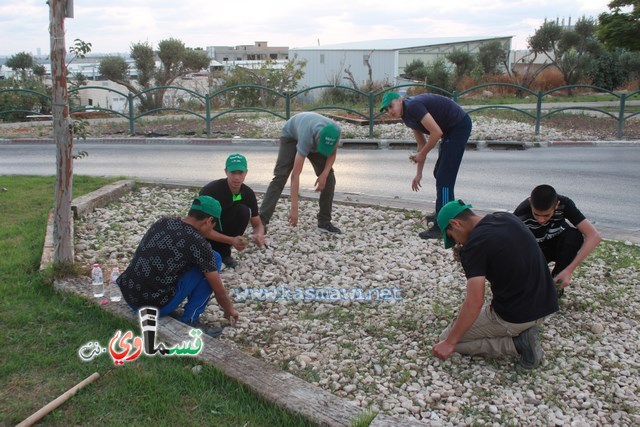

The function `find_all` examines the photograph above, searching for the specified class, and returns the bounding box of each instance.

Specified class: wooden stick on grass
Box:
[16,372,100,427]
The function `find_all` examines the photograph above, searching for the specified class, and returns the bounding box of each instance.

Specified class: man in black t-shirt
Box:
[514,185,601,296]
[432,200,559,369]
[199,154,265,268]
[118,196,239,335]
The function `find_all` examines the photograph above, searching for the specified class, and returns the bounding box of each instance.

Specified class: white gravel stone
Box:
[73,184,640,426]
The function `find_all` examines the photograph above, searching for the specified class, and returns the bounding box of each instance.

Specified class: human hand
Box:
[288,208,298,227]
[554,270,573,289]
[232,236,248,251]
[224,308,239,324]
[432,340,455,361]
[252,231,265,248]
[315,175,327,192]
[411,174,422,192]
[452,244,462,262]
[414,151,427,164]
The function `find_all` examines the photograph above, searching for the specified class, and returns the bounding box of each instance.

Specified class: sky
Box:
[0,0,614,57]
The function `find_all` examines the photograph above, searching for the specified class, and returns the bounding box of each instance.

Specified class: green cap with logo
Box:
[379,92,401,112]
[437,199,473,249]
[317,124,340,157]
[225,153,247,172]
[190,195,223,230]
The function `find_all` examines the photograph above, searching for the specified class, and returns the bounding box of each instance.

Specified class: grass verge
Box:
[0,175,312,426]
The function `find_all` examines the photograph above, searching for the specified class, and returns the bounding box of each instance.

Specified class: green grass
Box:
[0,175,312,426]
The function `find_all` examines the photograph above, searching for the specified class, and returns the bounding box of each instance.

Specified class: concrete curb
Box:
[42,181,425,427]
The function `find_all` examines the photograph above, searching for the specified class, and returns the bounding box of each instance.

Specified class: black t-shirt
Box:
[514,195,586,243]
[460,212,559,323]
[117,217,217,308]
[199,178,260,222]
[401,94,467,134]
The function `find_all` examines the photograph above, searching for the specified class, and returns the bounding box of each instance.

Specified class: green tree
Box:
[5,52,36,80]
[597,0,640,51]
[425,58,453,93]
[0,77,50,121]
[529,17,602,95]
[588,49,628,90]
[220,56,306,108]
[402,59,428,81]
[98,38,210,112]
[477,41,509,75]
[504,50,552,97]
[620,50,640,88]
[445,49,476,79]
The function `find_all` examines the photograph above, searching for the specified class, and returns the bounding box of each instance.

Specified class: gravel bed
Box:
[242,115,584,142]
[72,186,640,426]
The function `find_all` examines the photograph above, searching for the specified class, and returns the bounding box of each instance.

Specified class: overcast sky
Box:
[0,0,613,56]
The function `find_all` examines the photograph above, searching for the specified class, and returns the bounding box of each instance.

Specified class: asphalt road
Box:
[1,143,639,232]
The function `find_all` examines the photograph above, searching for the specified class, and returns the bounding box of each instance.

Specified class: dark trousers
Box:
[260,137,336,226]
[433,114,472,213]
[539,225,584,276]
[210,204,251,259]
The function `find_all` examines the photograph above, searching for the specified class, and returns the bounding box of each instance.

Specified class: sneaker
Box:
[222,256,238,268]
[513,326,544,369]
[189,321,224,338]
[418,224,441,240]
[318,223,342,234]
[424,212,436,224]
[169,313,223,338]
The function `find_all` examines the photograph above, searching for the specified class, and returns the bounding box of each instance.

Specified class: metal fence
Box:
[1,83,639,139]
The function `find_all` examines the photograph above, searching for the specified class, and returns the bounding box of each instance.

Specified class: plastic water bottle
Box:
[91,263,104,297]
[109,266,122,302]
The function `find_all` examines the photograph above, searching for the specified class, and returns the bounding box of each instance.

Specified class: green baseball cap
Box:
[190,195,223,230]
[379,92,401,112]
[225,153,247,172]
[437,200,473,249]
[317,124,340,157]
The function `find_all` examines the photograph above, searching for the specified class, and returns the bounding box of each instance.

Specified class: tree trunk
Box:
[50,0,74,264]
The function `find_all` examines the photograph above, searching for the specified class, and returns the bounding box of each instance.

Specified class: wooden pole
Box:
[49,0,75,264]
[16,372,100,427]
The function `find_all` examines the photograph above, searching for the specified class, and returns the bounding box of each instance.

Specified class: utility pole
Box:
[49,0,74,264]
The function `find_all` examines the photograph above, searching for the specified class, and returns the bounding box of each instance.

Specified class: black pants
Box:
[259,137,336,226]
[539,225,584,276]
[210,204,251,259]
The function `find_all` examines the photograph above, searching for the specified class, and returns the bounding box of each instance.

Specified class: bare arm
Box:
[288,152,306,227]
[414,113,443,164]
[411,129,427,191]
[555,219,601,288]
[204,270,239,320]
[203,228,247,251]
[250,215,265,247]
[432,276,485,360]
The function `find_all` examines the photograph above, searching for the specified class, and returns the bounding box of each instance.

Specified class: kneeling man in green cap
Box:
[432,200,559,368]
[117,195,239,337]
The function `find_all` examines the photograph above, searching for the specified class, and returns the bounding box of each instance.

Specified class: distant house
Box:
[207,41,289,63]
[290,36,513,98]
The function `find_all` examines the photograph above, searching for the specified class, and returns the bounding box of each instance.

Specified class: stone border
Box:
[42,180,424,427]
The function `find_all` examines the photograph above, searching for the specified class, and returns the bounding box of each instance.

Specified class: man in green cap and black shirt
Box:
[260,112,342,234]
[200,153,265,269]
[431,200,559,369]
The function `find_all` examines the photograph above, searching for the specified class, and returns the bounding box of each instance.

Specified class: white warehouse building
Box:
[290,36,513,98]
